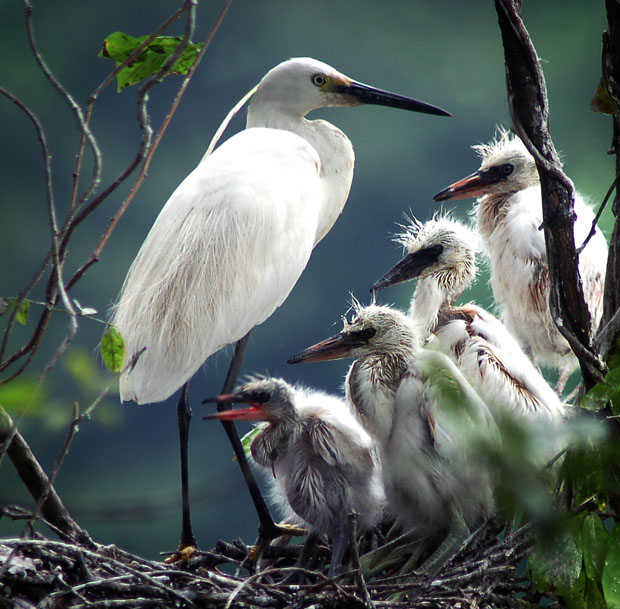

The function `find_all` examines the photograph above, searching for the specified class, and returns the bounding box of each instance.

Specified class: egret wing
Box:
[113,128,323,403]
[415,349,499,463]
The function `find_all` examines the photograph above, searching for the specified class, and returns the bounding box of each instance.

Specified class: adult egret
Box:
[433,128,607,393]
[203,377,384,576]
[110,57,450,559]
[288,304,498,574]
[371,215,566,426]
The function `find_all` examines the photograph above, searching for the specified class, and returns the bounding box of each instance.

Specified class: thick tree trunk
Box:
[494,0,606,389]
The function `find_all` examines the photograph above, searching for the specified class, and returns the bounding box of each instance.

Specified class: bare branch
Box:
[0,1,232,384]
[0,407,83,543]
[65,0,233,292]
[68,2,194,216]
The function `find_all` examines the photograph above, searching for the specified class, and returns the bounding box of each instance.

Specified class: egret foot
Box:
[163,542,197,564]
[360,529,420,577]
[414,510,470,578]
[249,522,308,562]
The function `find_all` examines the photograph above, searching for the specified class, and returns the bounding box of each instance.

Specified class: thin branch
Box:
[65,0,234,292]
[0,407,83,543]
[0,88,54,369]
[23,0,101,219]
[68,2,193,216]
[0,0,233,382]
[577,173,620,254]
[347,512,373,609]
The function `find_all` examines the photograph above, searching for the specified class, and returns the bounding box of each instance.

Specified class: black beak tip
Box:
[432,188,451,202]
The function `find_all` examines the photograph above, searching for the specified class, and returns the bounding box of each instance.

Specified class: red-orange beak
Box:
[202,393,265,421]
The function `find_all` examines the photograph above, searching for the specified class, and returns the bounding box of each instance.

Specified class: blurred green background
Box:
[0,0,614,559]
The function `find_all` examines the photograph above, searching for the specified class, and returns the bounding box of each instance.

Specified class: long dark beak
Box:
[202,393,265,421]
[288,332,365,364]
[371,246,442,293]
[433,167,500,201]
[337,81,451,117]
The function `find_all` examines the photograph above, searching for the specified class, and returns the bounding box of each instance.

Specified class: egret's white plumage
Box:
[289,304,498,536]
[372,215,566,424]
[112,57,448,404]
[205,376,384,575]
[434,128,607,392]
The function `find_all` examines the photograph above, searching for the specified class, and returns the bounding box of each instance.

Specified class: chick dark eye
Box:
[312,73,327,87]
[361,328,376,340]
[257,391,271,403]
[500,163,514,177]
[430,244,444,257]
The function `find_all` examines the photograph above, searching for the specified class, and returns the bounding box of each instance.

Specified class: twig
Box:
[577,173,620,254]
[348,511,374,609]
[65,0,233,293]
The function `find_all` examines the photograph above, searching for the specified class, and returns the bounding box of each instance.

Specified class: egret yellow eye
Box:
[312,73,327,87]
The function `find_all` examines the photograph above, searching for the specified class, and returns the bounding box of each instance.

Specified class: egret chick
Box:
[289,304,499,574]
[110,57,450,557]
[433,128,607,393]
[203,377,384,577]
[372,215,566,427]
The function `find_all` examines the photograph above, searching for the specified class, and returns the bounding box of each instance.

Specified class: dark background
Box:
[0,1,613,558]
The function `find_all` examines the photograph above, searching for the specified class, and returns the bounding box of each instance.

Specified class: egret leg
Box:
[414,506,470,577]
[360,528,421,577]
[164,383,197,563]
[555,365,573,396]
[217,332,303,558]
[328,515,348,578]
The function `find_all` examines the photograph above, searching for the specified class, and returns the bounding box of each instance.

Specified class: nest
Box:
[0,515,536,609]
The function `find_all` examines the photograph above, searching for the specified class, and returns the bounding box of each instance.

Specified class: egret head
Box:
[371,215,477,298]
[433,127,539,202]
[288,303,416,364]
[250,57,451,119]
[203,377,297,424]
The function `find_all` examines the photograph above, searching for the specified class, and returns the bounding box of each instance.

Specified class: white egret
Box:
[288,304,499,574]
[371,215,566,426]
[433,128,607,393]
[110,57,450,559]
[203,377,384,576]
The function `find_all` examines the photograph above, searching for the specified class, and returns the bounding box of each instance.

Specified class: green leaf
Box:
[581,364,620,413]
[583,513,609,584]
[586,577,608,609]
[5,298,30,325]
[528,514,584,602]
[0,376,48,415]
[99,31,203,92]
[238,425,264,460]
[101,326,125,373]
[591,78,615,115]
[603,524,620,608]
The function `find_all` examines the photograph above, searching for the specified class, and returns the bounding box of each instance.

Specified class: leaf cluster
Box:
[99,32,203,92]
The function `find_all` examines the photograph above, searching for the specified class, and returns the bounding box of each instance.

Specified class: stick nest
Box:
[0,520,535,609]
